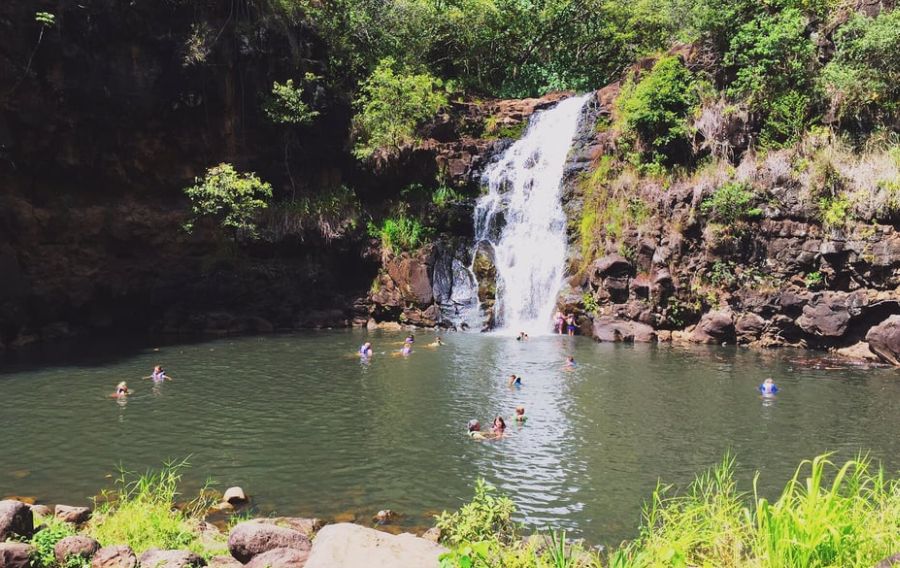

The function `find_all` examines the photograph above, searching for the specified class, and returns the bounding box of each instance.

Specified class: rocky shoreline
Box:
[0,495,446,568]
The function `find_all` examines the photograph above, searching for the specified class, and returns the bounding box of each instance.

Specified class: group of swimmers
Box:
[358,334,445,359]
[554,311,577,336]
[110,365,172,398]
[467,406,527,440]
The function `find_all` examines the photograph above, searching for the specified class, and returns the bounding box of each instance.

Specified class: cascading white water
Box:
[473,94,590,334]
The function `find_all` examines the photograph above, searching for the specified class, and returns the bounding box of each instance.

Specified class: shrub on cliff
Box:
[183,163,273,240]
[700,181,761,224]
[352,58,448,160]
[615,55,699,167]
[367,214,429,254]
[822,10,900,130]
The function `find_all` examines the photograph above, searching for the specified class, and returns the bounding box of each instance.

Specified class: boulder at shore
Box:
[304,523,446,568]
[244,547,309,568]
[137,549,206,568]
[0,542,34,568]
[55,505,91,525]
[54,536,100,565]
[866,315,900,367]
[0,500,34,541]
[228,521,311,563]
[91,546,137,568]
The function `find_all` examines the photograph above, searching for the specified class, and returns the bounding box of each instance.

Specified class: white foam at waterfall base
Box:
[474,94,590,335]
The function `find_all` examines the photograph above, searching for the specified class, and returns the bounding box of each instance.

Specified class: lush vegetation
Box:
[183,163,273,240]
[87,459,222,556]
[30,517,83,568]
[438,454,900,567]
[368,214,429,254]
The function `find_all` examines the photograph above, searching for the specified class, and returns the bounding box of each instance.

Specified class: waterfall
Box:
[470,94,590,334]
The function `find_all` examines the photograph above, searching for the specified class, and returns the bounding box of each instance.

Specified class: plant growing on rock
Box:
[183,163,273,240]
[367,215,429,254]
[700,181,761,224]
[31,517,79,568]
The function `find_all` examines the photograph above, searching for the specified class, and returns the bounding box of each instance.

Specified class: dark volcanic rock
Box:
[592,316,656,343]
[0,543,33,568]
[866,315,900,366]
[735,313,767,343]
[91,546,137,568]
[690,309,735,344]
[0,500,34,541]
[54,505,91,525]
[137,549,205,568]
[55,536,100,565]
[244,548,309,568]
[796,291,867,338]
[228,521,312,563]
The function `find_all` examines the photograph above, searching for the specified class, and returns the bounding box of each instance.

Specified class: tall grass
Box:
[441,454,900,568]
[87,458,221,556]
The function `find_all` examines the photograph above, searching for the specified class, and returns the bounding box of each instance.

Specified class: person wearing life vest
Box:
[759,378,778,395]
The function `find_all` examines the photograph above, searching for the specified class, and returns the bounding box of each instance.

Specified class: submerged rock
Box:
[0,500,34,541]
[137,549,205,568]
[54,536,100,565]
[228,521,312,563]
[0,542,33,568]
[866,315,900,366]
[91,546,137,568]
[304,523,446,568]
[54,504,91,525]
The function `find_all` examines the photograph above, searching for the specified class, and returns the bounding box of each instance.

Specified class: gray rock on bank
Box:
[228,521,312,563]
[689,309,735,344]
[221,487,247,506]
[244,548,309,568]
[138,549,206,568]
[0,500,34,542]
[54,536,100,565]
[866,315,900,367]
[0,542,33,568]
[304,523,446,568]
[592,316,656,343]
[55,505,91,525]
[91,546,137,568]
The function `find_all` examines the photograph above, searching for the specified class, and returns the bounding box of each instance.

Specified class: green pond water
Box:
[2,330,899,544]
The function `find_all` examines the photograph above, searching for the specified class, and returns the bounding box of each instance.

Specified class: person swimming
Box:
[467,419,487,440]
[113,381,130,397]
[492,416,506,435]
[404,334,415,344]
[514,406,527,423]
[508,374,522,387]
[400,343,412,356]
[426,336,445,348]
[150,365,170,381]
[565,356,576,368]
[759,378,778,395]
[516,332,529,341]
[359,342,374,357]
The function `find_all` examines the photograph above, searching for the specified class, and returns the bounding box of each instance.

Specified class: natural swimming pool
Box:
[2,330,899,544]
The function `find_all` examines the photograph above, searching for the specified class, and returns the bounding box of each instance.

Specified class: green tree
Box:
[183,163,273,240]
[821,11,900,128]
[262,75,319,125]
[615,55,698,166]
[352,57,448,160]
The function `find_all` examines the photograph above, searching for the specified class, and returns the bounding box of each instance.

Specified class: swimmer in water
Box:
[516,331,529,341]
[113,381,130,397]
[492,416,506,435]
[400,343,412,356]
[405,334,415,344]
[759,378,778,395]
[508,374,522,387]
[149,365,171,381]
[467,419,487,440]
[565,356,576,368]
[514,405,527,424]
[425,336,445,348]
[359,342,374,357]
